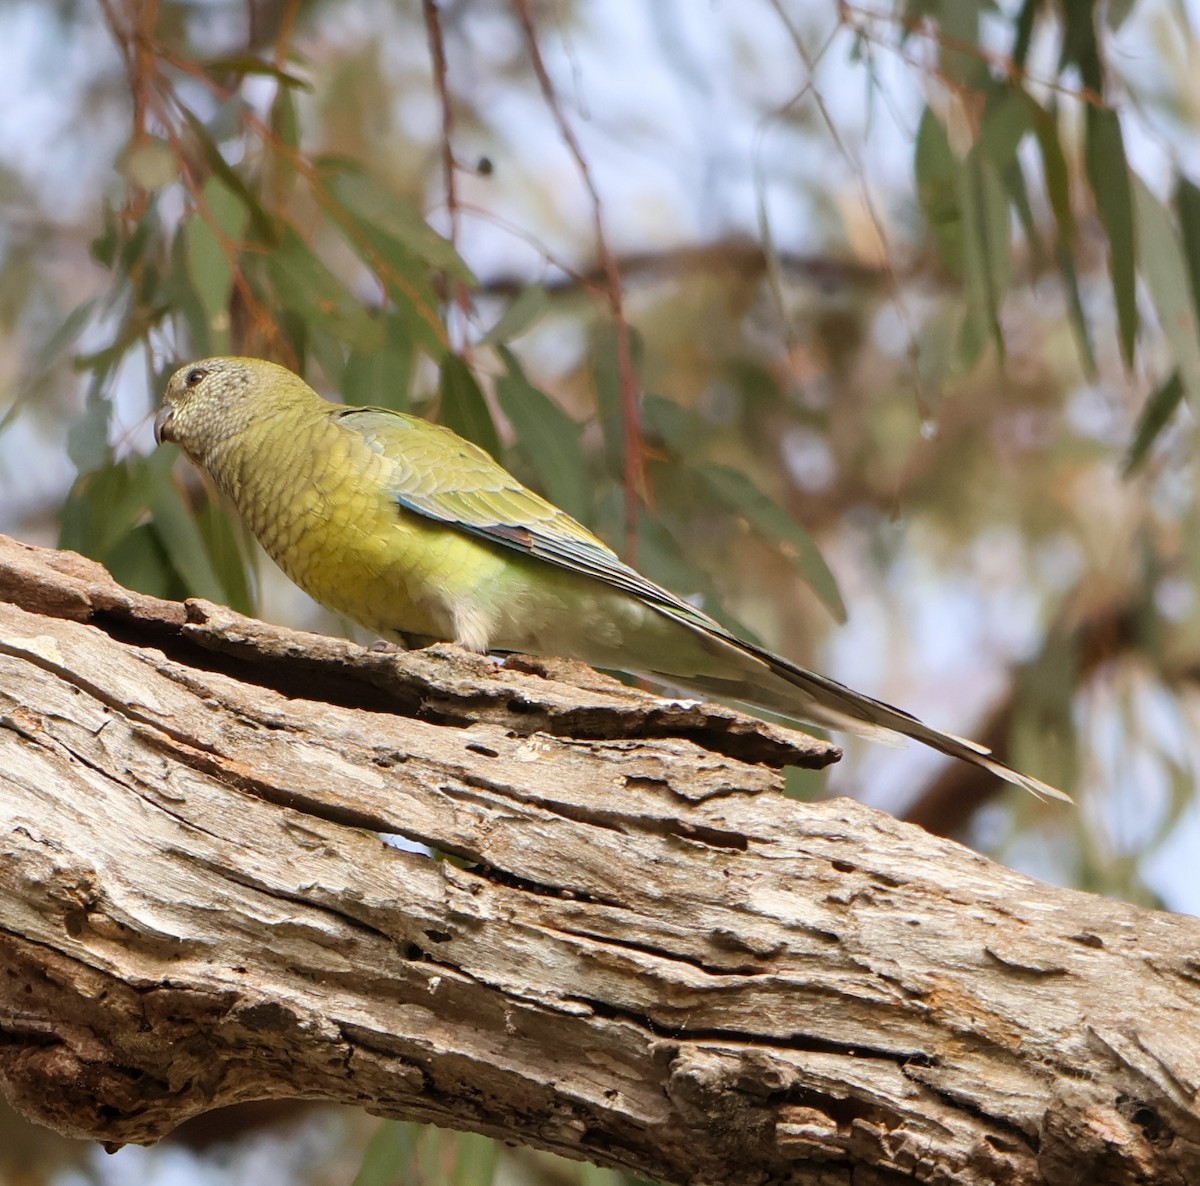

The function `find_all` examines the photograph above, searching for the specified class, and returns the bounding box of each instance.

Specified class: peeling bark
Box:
[0,533,1198,1186]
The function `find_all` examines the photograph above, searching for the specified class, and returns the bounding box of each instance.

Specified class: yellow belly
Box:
[209,414,509,642]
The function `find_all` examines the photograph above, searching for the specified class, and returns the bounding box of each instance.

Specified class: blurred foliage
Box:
[4,0,1200,1181]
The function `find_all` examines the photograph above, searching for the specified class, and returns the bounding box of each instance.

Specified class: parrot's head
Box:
[155,356,308,462]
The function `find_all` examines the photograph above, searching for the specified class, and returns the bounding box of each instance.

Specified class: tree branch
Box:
[1,533,1198,1185]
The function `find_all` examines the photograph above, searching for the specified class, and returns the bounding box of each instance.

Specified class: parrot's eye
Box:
[185,367,208,388]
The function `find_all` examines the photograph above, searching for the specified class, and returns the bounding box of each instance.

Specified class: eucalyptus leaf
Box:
[451,1132,498,1186]
[696,461,846,624]
[481,284,551,345]
[1132,178,1200,406]
[915,109,964,276]
[267,227,384,353]
[1124,370,1184,476]
[351,1121,421,1186]
[495,345,591,522]
[1085,106,1137,367]
[438,354,501,458]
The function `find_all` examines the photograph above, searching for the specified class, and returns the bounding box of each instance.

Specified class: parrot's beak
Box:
[153,404,175,445]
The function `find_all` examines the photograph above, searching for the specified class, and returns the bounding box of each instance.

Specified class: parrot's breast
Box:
[201,411,509,643]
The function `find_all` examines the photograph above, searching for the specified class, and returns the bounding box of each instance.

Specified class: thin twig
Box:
[422,0,474,358]
[513,0,645,558]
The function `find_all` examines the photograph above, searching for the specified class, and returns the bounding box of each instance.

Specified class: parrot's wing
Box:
[337,407,1070,802]
[337,406,722,631]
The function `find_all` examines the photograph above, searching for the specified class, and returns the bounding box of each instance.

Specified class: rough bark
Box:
[0,533,1198,1186]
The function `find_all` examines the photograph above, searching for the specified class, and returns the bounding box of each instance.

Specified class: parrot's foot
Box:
[372,632,441,652]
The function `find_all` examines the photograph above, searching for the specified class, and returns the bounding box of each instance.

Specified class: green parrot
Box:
[154,356,1067,801]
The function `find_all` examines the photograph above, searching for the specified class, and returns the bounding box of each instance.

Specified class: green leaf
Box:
[495,345,591,522]
[1029,98,1076,243]
[267,227,384,353]
[105,523,182,600]
[201,55,312,90]
[341,313,415,411]
[323,197,449,358]
[38,299,97,371]
[66,393,113,473]
[1011,0,1044,69]
[589,326,644,483]
[451,1133,498,1186]
[179,106,279,245]
[1124,370,1184,475]
[641,393,712,454]
[184,175,248,354]
[327,168,475,283]
[1085,106,1138,367]
[1132,177,1200,406]
[1002,158,1044,269]
[59,458,143,559]
[481,285,551,345]
[1056,242,1097,378]
[148,489,231,602]
[194,500,254,615]
[915,109,964,276]
[1060,0,1103,90]
[634,508,757,641]
[1174,176,1200,327]
[695,462,846,623]
[956,149,1011,364]
[438,354,501,457]
[351,1120,421,1186]
[1,298,98,432]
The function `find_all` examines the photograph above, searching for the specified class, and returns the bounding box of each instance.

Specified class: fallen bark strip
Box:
[0,534,1198,1186]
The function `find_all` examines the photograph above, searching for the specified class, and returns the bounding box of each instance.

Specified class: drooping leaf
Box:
[481,284,551,345]
[696,461,847,624]
[1085,106,1138,367]
[1,299,98,432]
[957,149,1011,364]
[1132,177,1200,406]
[915,108,964,276]
[147,451,236,605]
[193,499,255,615]
[1056,242,1097,378]
[1174,176,1200,327]
[323,193,449,358]
[184,175,248,354]
[1011,0,1044,69]
[437,353,501,458]
[1124,370,1184,475]
[341,313,415,412]
[351,1121,421,1186]
[59,458,143,559]
[1104,0,1138,30]
[1028,98,1096,374]
[634,507,758,642]
[200,55,313,90]
[327,168,476,283]
[267,226,384,353]
[65,393,113,473]
[495,345,591,522]
[451,1132,498,1186]
[104,523,183,600]
[179,106,279,244]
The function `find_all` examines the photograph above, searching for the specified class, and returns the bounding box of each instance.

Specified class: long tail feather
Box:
[650,618,1071,803]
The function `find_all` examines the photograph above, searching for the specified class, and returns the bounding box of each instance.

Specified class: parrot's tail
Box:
[643,620,1071,803]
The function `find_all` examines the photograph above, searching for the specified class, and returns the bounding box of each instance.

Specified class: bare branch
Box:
[1,535,1198,1185]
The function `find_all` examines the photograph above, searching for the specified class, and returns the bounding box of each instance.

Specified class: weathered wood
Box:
[0,534,1198,1185]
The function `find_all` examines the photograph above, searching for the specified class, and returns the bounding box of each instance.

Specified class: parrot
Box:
[153,356,1067,801]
